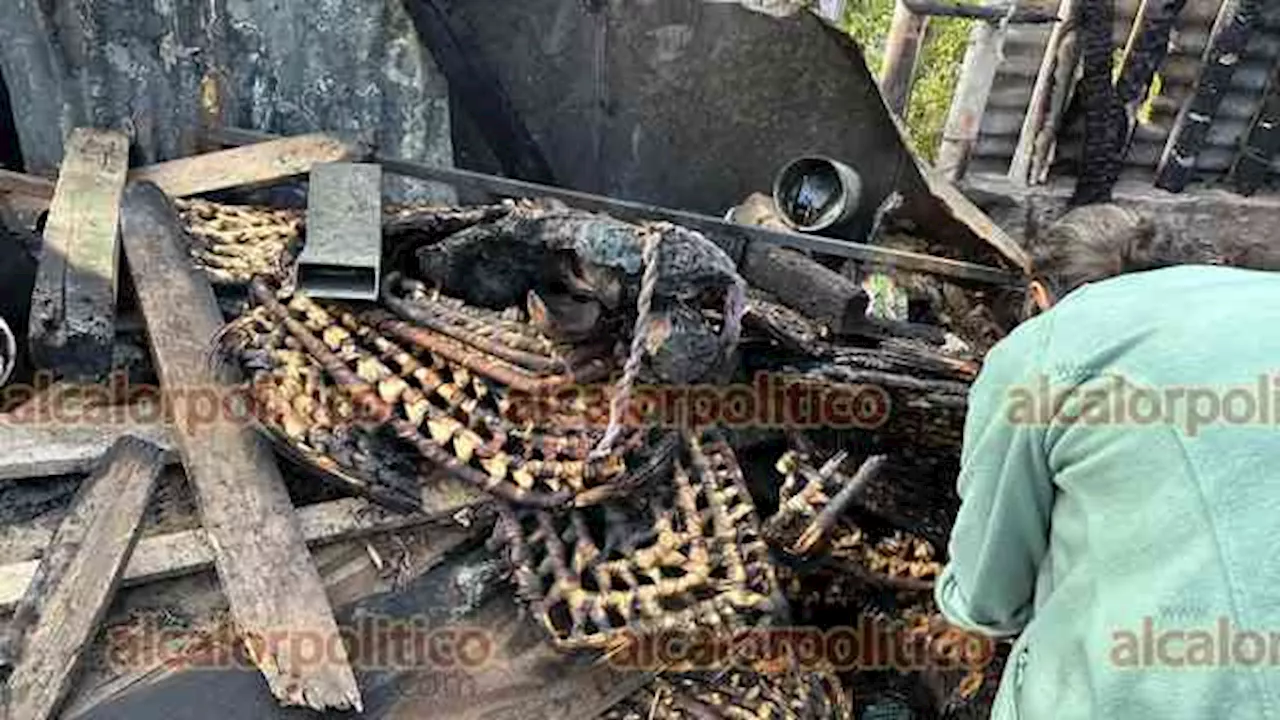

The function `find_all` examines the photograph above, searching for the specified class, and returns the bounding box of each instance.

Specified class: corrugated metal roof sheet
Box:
[965,0,1280,190]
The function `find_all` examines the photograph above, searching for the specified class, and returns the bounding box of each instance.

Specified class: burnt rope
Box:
[590,225,748,458]
[590,227,662,458]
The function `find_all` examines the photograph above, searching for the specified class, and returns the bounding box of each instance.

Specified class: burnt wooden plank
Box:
[298,162,383,300]
[0,491,487,611]
[1228,57,1280,195]
[1155,0,1264,192]
[0,415,173,481]
[127,133,363,199]
[0,169,55,204]
[119,181,362,712]
[27,128,128,380]
[2,437,165,720]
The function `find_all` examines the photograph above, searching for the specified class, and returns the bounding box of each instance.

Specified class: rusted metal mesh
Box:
[497,434,787,651]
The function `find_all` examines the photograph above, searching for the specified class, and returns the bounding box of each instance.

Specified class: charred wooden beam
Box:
[2,437,165,720]
[1071,0,1126,206]
[741,244,869,336]
[1155,0,1264,193]
[27,129,128,380]
[902,0,1060,24]
[400,0,555,184]
[209,127,1020,285]
[1228,58,1280,195]
[0,169,54,205]
[120,181,361,712]
[0,412,173,481]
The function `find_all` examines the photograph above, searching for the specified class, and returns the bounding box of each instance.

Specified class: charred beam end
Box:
[1155,0,1263,193]
[120,181,362,712]
[400,0,555,184]
[902,0,1060,24]
[1228,58,1280,196]
[740,243,869,337]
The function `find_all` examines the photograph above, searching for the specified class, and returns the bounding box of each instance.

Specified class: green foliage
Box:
[841,1,971,161]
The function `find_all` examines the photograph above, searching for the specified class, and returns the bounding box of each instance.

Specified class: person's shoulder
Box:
[975,311,1054,386]
[1064,264,1280,304]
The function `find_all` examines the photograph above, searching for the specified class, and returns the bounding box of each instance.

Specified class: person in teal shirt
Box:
[936,203,1280,718]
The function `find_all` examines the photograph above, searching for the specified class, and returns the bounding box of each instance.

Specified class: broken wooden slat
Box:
[880,1,930,117]
[297,162,383,301]
[1228,58,1280,195]
[120,180,362,712]
[1155,0,1264,192]
[127,133,364,199]
[3,437,165,720]
[0,169,55,204]
[27,128,129,380]
[0,416,173,481]
[902,0,1059,23]
[0,491,487,611]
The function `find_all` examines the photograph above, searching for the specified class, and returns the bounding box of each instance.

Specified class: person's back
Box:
[936,212,1280,719]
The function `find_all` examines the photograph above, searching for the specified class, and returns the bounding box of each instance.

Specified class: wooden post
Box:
[936,3,1009,182]
[27,128,129,380]
[880,1,930,117]
[119,181,362,712]
[1009,0,1081,185]
[1155,0,1263,192]
[3,437,165,720]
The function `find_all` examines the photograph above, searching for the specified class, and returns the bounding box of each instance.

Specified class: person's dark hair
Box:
[1028,204,1173,303]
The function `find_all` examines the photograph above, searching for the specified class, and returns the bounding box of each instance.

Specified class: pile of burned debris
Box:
[0,129,1024,720]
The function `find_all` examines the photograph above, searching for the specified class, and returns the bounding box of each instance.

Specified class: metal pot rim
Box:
[771,155,862,233]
